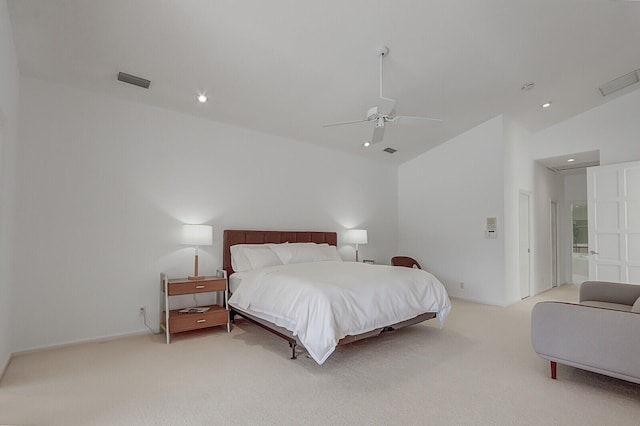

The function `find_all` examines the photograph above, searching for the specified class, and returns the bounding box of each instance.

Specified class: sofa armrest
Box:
[579,281,640,305]
[531,301,640,381]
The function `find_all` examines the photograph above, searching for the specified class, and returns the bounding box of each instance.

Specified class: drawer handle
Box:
[195,285,205,289]
[196,319,206,323]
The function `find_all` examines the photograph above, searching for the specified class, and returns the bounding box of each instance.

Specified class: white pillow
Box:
[269,242,341,264]
[230,244,281,272]
[244,246,283,270]
[320,244,342,262]
[632,296,640,313]
[230,244,252,272]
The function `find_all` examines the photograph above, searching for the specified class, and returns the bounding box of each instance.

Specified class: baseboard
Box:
[532,287,553,297]
[12,328,155,357]
[450,295,510,307]
[531,282,575,298]
[0,353,11,384]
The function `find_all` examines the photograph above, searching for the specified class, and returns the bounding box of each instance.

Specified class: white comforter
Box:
[228,261,451,365]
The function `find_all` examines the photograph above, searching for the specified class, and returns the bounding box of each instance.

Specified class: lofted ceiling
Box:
[7,0,640,164]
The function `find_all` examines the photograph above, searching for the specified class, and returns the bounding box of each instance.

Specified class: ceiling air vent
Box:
[117,72,151,89]
[598,69,640,96]
[547,160,600,173]
[383,147,397,154]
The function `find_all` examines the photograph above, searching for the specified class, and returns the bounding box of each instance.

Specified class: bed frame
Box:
[223,229,437,359]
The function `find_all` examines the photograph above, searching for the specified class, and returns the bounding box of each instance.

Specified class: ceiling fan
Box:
[323,46,442,146]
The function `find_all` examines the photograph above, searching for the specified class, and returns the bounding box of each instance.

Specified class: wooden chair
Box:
[391,256,421,269]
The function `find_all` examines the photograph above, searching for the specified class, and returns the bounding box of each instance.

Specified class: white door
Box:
[587,161,640,283]
[519,192,531,298]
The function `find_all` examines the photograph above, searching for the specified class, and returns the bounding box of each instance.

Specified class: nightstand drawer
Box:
[168,278,226,295]
[169,308,229,333]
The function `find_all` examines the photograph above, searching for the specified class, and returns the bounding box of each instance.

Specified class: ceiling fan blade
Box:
[371,125,386,144]
[377,97,396,116]
[322,119,369,127]
[394,115,443,125]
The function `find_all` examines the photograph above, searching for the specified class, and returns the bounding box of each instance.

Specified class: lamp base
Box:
[188,254,205,280]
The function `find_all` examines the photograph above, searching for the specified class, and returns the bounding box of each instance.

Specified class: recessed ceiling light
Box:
[363,141,371,147]
[197,94,208,103]
[567,158,575,162]
[542,102,552,108]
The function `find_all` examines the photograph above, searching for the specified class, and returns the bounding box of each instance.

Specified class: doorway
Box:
[536,150,600,287]
[571,202,589,283]
[519,192,531,299]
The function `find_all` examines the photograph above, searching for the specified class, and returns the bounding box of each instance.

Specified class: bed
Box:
[223,230,451,364]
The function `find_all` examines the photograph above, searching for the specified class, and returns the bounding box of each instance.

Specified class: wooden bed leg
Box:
[289,342,297,359]
[550,361,557,379]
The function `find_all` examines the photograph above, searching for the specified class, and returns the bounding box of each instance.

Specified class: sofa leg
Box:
[550,361,557,379]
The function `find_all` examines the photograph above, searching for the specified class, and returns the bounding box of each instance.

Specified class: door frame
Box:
[550,199,559,287]
[519,191,532,299]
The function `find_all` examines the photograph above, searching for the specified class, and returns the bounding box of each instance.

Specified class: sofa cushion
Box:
[581,300,632,312]
[580,281,640,305]
[632,297,640,313]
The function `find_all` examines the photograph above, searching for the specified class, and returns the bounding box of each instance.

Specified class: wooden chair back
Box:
[391,256,421,269]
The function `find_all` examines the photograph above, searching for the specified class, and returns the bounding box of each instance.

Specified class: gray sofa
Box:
[531,281,640,384]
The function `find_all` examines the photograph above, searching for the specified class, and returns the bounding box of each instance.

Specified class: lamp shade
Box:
[181,224,213,246]
[345,229,368,245]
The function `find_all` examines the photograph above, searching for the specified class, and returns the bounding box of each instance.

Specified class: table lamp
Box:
[181,224,213,280]
[346,229,368,262]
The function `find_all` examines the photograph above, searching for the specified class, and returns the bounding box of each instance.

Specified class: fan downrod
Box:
[376,46,389,57]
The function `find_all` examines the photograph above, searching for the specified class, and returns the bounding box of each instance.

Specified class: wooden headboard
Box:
[223,230,338,275]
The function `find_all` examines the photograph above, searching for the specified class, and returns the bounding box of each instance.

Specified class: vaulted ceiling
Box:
[8,0,640,163]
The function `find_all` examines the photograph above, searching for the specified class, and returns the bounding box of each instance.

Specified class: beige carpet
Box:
[1,284,639,425]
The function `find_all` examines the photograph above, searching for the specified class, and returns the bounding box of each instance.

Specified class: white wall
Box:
[504,137,568,300]
[531,89,640,165]
[12,76,399,352]
[398,116,506,305]
[0,0,19,374]
[503,117,534,303]
[564,173,587,204]
[398,112,566,307]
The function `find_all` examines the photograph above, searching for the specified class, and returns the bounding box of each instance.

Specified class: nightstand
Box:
[160,271,229,344]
